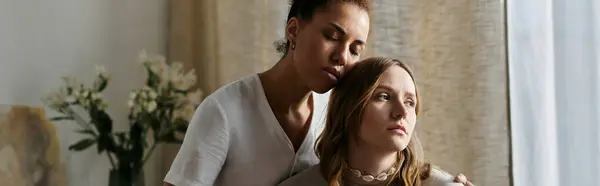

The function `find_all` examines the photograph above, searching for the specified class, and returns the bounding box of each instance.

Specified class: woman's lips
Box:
[323,67,340,80]
[387,124,407,135]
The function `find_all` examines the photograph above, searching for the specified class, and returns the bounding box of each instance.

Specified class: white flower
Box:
[42,91,68,110]
[146,101,157,113]
[81,90,89,98]
[142,86,152,91]
[91,93,101,100]
[148,91,157,100]
[139,91,147,99]
[80,100,89,108]
[173,88,202,120]
[181,105,195,119]
[167,62,182,83]
[99,102,108,110]
[74,90,86,101]
[169,62,184,75]
[152,61,168,77]
[128,100,135,108]
[177,69,197,91]
[168,65,196,91]
[129,92,137,100]
[138,50,167,75]
[183,69,197,85]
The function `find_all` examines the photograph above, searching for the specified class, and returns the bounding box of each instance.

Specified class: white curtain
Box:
[508,0,600,185]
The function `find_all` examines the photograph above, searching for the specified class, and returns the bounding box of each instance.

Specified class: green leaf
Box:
[114,132,127,146]
[94,78,108,92]
[96,134,119,153]
[145,67,161,88]
[175,123,188,133]
[173,89,187,94]
[128,123,145,166]
[96,135,107,153]
[68,138,96,151]
[148,116,160,135]
[173,118,188,126]
[75,129,95,136]
[89,107,113,133]
[129,122,143,144]
[49,116,74,121]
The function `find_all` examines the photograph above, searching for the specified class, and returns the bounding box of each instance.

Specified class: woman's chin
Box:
[389,139,409,152]
[309,83,335,93]
[312,88,332,94]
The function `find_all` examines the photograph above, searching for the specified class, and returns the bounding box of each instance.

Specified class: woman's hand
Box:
[453,173,475,186]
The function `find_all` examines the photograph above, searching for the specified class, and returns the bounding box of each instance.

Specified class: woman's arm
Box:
[163,97,230,186]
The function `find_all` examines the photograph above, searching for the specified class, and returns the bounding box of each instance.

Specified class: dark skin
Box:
[164,2,474,186]
[260,2,370,152]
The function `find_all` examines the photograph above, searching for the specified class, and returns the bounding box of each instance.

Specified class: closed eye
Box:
[350,43,363,56]
[324,34,338,41]
[350,49,360,56]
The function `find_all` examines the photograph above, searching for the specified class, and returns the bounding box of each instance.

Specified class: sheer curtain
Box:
[508,0,600,185]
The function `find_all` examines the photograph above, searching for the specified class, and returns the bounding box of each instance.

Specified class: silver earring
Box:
[291,41,296,50]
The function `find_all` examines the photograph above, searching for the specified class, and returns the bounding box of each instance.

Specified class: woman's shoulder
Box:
[278,165,327,186]
[208,73,261,100]
[198,73,272,113]
[422,165,463,186]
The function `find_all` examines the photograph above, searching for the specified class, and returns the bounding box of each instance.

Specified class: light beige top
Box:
[164,74,329,186]
[278,164,463,186]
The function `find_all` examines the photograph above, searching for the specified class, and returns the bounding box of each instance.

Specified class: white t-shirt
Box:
[164,74,330,186]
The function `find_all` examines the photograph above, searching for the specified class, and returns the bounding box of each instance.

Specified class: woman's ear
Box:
[285,17,300,42]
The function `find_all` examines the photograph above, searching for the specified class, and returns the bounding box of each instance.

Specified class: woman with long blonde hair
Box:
[279,57,465,186]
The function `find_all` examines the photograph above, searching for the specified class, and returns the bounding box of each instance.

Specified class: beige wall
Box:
[0,0,168,186]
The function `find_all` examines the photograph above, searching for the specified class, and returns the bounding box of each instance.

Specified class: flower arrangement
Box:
[42,51,202,186]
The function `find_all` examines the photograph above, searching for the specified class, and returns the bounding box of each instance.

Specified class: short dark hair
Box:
[274,0,371,56]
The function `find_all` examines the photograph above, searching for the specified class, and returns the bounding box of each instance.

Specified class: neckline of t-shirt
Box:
[252,73,318,155]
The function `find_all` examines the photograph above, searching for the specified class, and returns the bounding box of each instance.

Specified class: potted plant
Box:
[42,51,203,186]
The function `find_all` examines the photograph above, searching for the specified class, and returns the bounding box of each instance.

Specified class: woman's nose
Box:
[392,102,408,120]
[331,45,350,66]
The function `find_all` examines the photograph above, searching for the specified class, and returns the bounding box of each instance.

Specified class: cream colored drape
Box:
[161,0,290,183]
[164,1,510,186]
[367,1,509,185]
[166,0,289,93]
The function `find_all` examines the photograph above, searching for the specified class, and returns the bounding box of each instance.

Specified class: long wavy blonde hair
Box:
[315,57,431,186]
